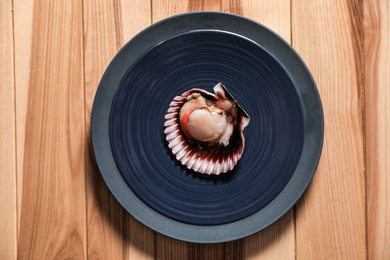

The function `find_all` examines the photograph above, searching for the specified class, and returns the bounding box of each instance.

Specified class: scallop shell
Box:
[164,83,250,175]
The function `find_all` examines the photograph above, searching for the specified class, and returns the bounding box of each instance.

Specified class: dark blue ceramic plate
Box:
[92,12,323,243]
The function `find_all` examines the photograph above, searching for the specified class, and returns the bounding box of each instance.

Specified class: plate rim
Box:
[91,11,324,243]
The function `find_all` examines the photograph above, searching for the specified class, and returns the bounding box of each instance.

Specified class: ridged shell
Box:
[164,87,249,175]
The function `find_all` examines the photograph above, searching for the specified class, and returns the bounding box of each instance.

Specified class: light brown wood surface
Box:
[0,0,17,259]
[365,0,390,259]
[293,0,366,259]
[1,0,389,259]
[14,0,86,259]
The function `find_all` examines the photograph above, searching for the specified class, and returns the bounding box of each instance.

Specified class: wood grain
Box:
[14,0,87,258]
[13,0,34,232]
[365,0,390,259]
[83,0,125,258]
[0,0,17,259]
[83,0,154,259]
[293,0,366,259]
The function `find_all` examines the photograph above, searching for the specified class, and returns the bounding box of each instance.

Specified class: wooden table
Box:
[1,0,389,259]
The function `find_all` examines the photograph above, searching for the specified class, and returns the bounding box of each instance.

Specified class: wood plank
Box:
[222,1,295,259]
[0,0,17,259]
[14,0,87,258]
[292,0,366,259]
[13,0,34,232]
[83,1,125,258]
[83,0,154,259]
[365,0,390,259]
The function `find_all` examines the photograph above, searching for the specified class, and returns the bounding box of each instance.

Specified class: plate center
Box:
[109,30,304,225]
